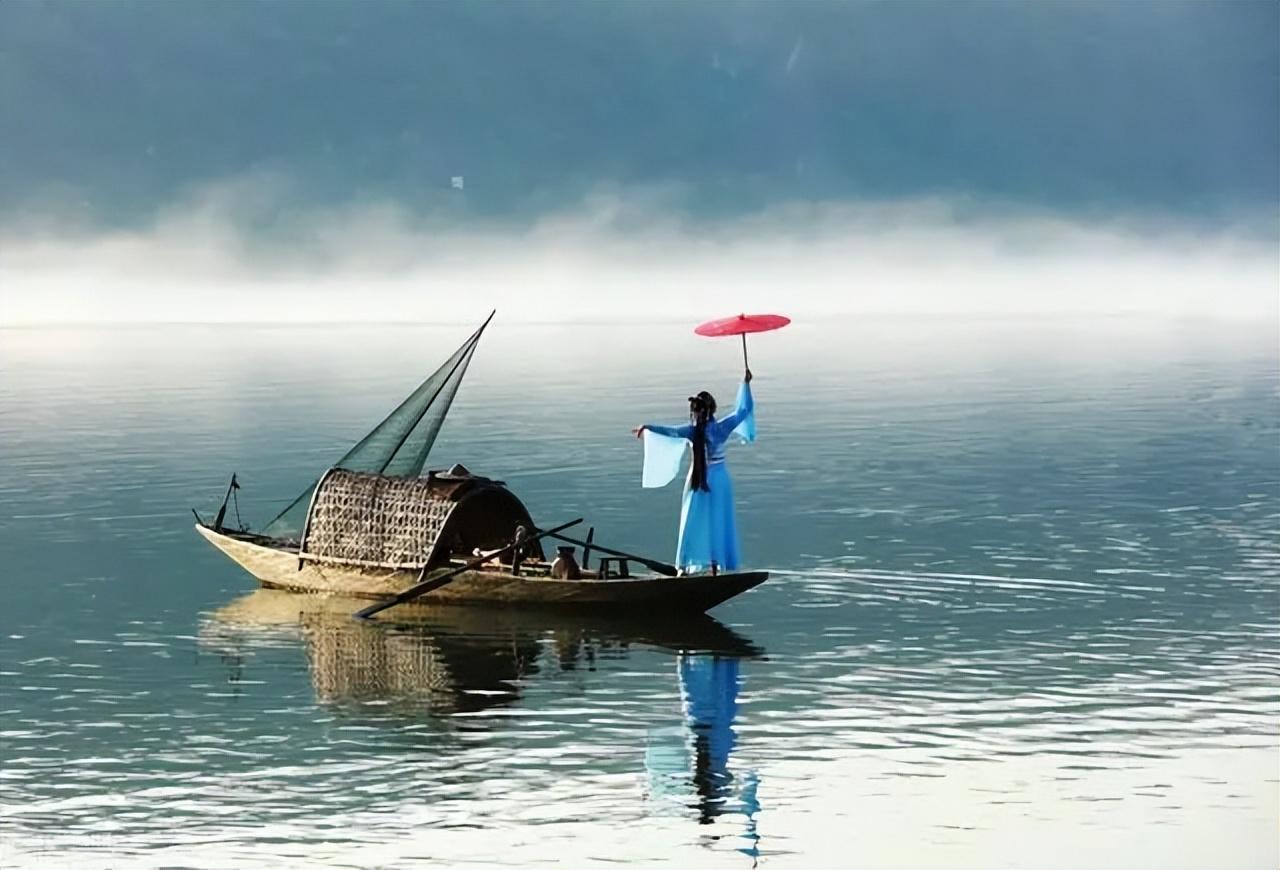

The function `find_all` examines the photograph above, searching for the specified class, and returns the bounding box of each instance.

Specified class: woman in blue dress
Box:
[634,368,755,575]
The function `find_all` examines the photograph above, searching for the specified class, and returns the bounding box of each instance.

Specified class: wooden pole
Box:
[543,530,677,577]
[582,527,594,572]
[213,473,239,532]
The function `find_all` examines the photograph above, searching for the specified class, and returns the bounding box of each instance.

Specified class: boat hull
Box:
[195,524,767,613]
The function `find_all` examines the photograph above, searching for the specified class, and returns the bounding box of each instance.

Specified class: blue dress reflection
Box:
[645,654,760,861]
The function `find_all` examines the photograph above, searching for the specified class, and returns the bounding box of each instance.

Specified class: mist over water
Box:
[3,192,1276,325]
[3,2,1274,327]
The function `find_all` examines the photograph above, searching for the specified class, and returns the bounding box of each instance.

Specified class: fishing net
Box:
[261,317,490,540]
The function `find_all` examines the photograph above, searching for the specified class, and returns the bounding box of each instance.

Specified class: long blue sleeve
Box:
[645,423,693,439]
[714,381,755,442]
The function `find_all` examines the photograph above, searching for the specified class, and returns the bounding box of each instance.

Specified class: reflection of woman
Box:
[634,369,756,575]
[680,655,743,824]
[644,654,761,860]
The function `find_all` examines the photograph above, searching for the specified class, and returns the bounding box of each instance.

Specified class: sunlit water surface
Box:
[1,319,1276,868]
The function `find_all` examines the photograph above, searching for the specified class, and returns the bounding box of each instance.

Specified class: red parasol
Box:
[694,313,790,367]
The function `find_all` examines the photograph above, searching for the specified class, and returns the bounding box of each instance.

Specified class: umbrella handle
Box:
[741,333,749,370]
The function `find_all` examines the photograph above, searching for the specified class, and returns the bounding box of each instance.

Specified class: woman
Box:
[634,369,755,575]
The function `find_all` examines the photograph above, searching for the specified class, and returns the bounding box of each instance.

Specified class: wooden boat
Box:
[194,314,768,614]
[195,521,768,612]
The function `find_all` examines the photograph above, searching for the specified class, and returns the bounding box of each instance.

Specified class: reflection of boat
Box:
[194,314,768,613]
[199,589,765,715]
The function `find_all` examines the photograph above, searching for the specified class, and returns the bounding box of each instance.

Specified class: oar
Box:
[541,530,677,577]
[353,518,583,621]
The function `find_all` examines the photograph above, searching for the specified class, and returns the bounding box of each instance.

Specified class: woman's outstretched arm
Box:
[634,423,693,439]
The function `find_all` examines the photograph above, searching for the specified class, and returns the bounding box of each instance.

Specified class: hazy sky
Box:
[1,1,1276,323]
[3,0,1277,224]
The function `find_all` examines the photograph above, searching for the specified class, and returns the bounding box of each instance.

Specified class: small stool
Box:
[597,557,631,579]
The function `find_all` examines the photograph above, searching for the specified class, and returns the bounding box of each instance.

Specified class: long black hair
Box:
[688,391,717,492]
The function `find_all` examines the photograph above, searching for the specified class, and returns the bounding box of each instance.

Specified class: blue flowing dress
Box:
[642,654,762,856]
[641,381,755,573]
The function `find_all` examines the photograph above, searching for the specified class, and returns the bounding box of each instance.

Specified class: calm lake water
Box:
[1,318,1276,868]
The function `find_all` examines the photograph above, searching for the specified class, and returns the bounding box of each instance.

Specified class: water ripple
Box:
[1,323,1276,868]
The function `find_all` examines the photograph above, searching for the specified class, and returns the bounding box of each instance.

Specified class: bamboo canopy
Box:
[298,467,540,570]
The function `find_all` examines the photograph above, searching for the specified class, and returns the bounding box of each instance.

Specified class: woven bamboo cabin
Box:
[195,314,768,615]
[301,467,542,574]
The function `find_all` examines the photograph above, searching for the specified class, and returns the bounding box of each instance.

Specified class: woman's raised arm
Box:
[715,372,755,436]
